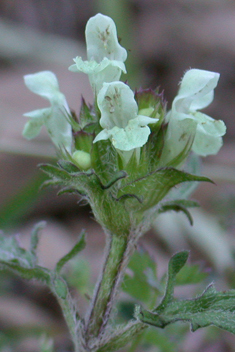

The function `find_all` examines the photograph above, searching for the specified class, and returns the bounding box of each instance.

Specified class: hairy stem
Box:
[56,293,80,352]
[84,231,136,340]
[97,321,147,352]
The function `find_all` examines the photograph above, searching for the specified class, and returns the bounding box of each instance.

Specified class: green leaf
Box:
[39,164,73,181]
[30,221,46,265]
[158,251,189,310]
[79,97,97,129]
[55,231,86,274]
[39,162,96,197]
[158,200,199,225]
[137,284,235,334]
[0,261,51,283]
[58,160,81,173]
[0,226,79,347]
[136,251,235,336]
[117,168,213,211]
[0,228,51,283]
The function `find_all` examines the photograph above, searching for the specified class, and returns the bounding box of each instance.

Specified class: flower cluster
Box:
[22,13,226,235]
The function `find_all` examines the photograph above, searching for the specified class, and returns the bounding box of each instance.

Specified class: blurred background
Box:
[1,0,235,351]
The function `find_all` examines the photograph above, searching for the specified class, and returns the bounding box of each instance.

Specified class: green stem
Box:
[85,232,134,339]
[56,293,80,352]
[97,321,147,352]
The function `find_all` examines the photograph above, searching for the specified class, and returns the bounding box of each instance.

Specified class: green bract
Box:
[69,13,127,93]
[167,69,226,156]
[23,71,72,152]
[93,81,158,151]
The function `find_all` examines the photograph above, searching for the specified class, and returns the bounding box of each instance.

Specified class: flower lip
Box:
[93,81,158,151]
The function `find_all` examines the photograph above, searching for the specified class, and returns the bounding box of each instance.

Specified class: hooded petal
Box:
[173,69,220,114]
[85,13,127,62]
[24,71,61,101]
[97,81,139,129]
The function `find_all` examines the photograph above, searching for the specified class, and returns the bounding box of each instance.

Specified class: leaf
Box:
[136,251,235,336]
[137,284,235,334]
[158,200,199,225]
[0,260,51,283]
[158,251,189,311]
[39,164,73,181]
[55,231,86,274]
[39,162,96,196]
[117,168,213,211]
[0,226,79,343]
[58,160,81,173]
[0,228,51,283]
[30,221,47,265]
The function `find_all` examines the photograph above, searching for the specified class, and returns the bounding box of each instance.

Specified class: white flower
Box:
[167,68,226,156]
[93,82,158,151]
[23,71,72,152]
[69,13,127,93]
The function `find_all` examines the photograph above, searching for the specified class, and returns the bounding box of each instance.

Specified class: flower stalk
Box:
[84,230,140,340]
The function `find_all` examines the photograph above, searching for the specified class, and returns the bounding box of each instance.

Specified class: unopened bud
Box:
[72,150,91,170]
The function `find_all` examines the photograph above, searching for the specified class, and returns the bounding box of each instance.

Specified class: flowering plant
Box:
[1,13,234,352]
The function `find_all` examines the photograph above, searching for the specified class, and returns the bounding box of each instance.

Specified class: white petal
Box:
[190,91,214,111]
[69,57,126,93]
[85,13,127,62]
[24,71,61,101]
[173,69,220,113]
[108,121,151,151]
[192,130,223,156]
[97,82,138,129]
[93,129,111,143]
[193,112,226,137]
[45,104,72,152]
[24,107,51,119]
[23,71,72,152]
[137,115,158,125]
[22,108,50,139]
[159,117,197,166]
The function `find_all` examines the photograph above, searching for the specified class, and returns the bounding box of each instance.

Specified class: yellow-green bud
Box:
[72,150,91,170]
